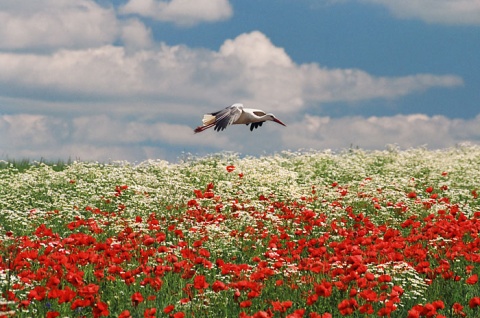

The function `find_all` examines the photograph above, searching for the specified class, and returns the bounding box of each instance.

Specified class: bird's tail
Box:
[202,114,216,125]
[194,122,215,133]
[194,114,217,133]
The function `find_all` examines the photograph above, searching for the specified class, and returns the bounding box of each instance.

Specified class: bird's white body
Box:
[202,105,269,125]
[194,103,286,133]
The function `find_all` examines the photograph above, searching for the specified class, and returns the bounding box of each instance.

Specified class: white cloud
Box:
[0,114,67,149]
[71,115,231,148]
[220,32,293,68]
[0,113,234,162]
[0,0,119,50]
[300,67,462,103]
[0,2,475,163]
[0,31,463,115]
[283,114,480,151]
[362,0,480,25]
[120,18,153,49]
[1,113,479,162]
[120,0,233,26]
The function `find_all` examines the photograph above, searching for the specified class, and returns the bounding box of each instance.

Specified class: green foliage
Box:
[1,146,480,317]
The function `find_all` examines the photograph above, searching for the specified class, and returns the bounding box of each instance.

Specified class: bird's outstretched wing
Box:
[249,121,264,131]
[194,104,243,133]
[213,105,243,131]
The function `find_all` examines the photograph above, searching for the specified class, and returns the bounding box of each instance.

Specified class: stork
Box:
[194,103,286,133]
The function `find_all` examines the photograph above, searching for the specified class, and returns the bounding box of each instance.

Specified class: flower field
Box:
[1,146,480,318]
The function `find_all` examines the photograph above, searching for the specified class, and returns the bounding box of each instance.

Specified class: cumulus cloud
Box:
[283,114,480,151]
[0,0,119,50]
[362,0,480,25]
[120,18,154,49]
[1,113,479,162]
[70,115,231,148]
[0,31,463,114]
[0,114,233,162]
[300,68,462,103]
[0,1,475,163]
[120,0,233,26]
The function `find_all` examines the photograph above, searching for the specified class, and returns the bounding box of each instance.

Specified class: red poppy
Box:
[226,165,235,172]
[314,281,332,297]
[131,292,144,306]
[466,274,478,285]
[452,303,466,317]
[144,308,157,318]
[212,280,228,292]
[288,309,306,318]
[378,274,392,283]
[193,275,209,290]
[272,300,292,312]
[338,298,358,315]
[251,311,270,318]
[423,305,437,318]
[57,286,76,304]
[204,191,215,199]
[118,310,132,318]
[206,182,214,191]
[309,314,331,318]
[78,283,100,298]
[307,294,318,305]
[407,191,417,199]
[407,306,421,318]
[377,300,397,317]
[240,300,252,308]
[359,289,377,302]
[432,300,445,310]
[163,305,175,314]
[28,286,46,301]
[470,297,480,309]
[71,299,90,310]
[18,299,30,309]
[93,301,109,317]
[359,304,374,315]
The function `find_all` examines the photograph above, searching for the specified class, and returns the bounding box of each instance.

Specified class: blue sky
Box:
[0,0,479,162]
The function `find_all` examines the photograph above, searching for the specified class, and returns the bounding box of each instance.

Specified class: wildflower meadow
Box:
[1,146,479,318]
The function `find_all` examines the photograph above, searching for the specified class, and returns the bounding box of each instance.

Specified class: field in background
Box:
[1,146,479,317]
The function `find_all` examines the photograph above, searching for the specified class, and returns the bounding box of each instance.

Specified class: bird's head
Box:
[267,113,286,127]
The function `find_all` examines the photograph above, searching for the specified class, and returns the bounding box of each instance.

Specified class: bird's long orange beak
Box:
[273,118,286,126]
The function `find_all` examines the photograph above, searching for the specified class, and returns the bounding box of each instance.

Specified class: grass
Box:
[0,158,74,173]
[0,146,479,317]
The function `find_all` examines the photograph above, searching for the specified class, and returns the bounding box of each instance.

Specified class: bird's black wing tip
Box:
[249,122,264,131]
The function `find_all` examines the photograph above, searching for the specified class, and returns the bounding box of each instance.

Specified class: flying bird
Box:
[194,103,286,133]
